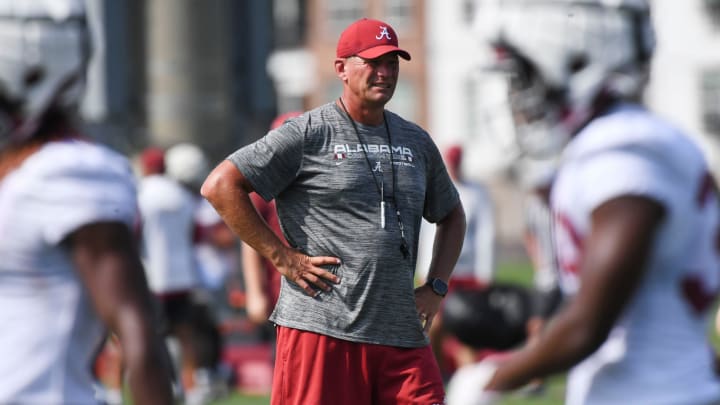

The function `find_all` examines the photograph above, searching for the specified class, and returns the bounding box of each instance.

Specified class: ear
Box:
[334,58,347,81]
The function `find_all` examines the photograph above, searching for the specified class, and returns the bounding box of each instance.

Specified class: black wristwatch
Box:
[426,278,448,297]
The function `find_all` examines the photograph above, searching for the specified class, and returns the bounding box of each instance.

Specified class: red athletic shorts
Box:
[272,326,446,405]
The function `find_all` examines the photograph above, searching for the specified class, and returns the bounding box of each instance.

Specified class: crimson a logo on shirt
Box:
[332,143,415,165]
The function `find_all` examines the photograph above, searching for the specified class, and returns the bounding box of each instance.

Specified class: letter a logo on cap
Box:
[376,26,392,40]
[336,18,411,60]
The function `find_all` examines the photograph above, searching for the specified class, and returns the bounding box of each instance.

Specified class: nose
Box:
[375,61,397,77]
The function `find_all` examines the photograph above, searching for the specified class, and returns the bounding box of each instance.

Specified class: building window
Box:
[701,69,720,136]
[463,0,476,26]
[327,0,365,38]
[274,0,305,48]
[466,71,515,150]
[705,0,720,28]
[384,0,413,32]
[386,79,417,121]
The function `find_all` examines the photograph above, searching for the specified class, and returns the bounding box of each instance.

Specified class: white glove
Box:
[446,361,501,405]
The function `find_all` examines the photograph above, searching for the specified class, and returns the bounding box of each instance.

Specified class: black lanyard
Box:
[338,97,410,259]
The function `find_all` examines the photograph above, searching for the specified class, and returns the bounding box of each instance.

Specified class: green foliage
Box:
[498,375,566,404]
[494,261,535,287]
[211,393,270,405]
[490,261,568,404]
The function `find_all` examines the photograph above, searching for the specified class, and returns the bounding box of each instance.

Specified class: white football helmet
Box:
[0,0,89,146]
[474,0,655,158]
[165,143,210,190]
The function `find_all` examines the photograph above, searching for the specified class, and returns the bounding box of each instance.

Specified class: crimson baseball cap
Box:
[444,145,463,172]
[336,18,411,61]
[140,147,165,175]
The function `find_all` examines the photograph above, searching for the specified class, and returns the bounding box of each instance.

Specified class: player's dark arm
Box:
[66,222,174,405]
[487,195,665,390]
[201,160,340,296]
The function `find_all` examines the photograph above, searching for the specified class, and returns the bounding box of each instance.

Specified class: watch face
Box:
[431,278,448,296]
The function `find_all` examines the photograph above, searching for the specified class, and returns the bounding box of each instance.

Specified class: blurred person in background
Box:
[521,185,562,325]
[202,17,465,405]
[503,159,565,396]
[191,197,237,397]
[138,142,224,404]
[439,158,562,397]
[194,197,239,317]
[0,1,174,404]
[137,143,198,396]
[165,143,228,404]
[241,111,302,337]
[139,146,166,177]
[417,144,496,377]
[512,157,564,356]
[448,0,720,404]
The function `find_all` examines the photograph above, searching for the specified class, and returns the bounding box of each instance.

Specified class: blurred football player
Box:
[417,144,497,376]
[0,1,174,403]
[138,142,229,404]
[448,0,720,404]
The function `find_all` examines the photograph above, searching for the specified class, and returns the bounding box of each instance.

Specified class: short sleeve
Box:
[422,139,460,223]
[37,147,138,245]
[576,148,674,212]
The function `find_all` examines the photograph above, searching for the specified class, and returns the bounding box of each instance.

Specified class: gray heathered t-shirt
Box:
[228,101,460,348]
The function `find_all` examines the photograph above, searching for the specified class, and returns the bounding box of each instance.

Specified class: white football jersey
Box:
[416,180,495,283]
[137,174,199,293]
[194,198,236,290]
[454,181,495,281]
[0,139,138,404]
[552,104,720,405]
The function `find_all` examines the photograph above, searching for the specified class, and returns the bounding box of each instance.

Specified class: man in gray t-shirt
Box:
[202,17,466,405]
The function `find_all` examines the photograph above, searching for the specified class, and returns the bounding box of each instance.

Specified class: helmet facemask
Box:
[492,45,571,159]
[0,1,89,149]
[501,51,571,159]
[476,0,655,160]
